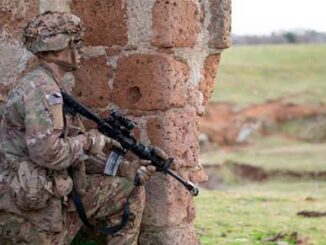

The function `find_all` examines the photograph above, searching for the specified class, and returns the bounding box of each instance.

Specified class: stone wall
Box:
[0,0,231,244]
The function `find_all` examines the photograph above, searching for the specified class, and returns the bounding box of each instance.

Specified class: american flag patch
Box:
[45,92,63,106]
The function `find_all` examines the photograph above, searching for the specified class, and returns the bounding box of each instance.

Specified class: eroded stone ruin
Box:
[0,0,231,244]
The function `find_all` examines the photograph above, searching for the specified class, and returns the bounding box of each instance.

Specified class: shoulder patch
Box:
[45,92,63,106]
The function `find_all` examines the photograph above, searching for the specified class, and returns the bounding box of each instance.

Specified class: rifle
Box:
[61,91,199,196]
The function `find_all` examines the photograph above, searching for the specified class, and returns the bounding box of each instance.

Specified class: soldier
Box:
[0,11,164,245]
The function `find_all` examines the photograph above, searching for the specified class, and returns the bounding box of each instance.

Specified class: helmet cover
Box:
[23,11,85,54]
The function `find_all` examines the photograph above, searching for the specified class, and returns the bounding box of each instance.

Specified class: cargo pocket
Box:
[9,161,53,211]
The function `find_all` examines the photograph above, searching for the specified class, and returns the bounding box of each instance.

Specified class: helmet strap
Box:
[38,42,79,71]
[69,41,79,70]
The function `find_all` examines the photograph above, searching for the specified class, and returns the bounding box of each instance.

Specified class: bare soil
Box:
[200,100,326,146]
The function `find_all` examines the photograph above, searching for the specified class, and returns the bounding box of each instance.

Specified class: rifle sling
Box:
[68,167,130,235]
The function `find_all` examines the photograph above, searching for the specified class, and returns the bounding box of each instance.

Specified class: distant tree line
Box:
[233,30,326,45]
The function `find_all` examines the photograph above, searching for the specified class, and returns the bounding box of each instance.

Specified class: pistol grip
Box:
[134,175,142,186]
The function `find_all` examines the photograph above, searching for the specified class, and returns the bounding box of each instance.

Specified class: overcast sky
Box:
[232,0,326,35]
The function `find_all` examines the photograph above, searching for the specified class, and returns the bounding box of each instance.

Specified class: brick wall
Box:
[0,0,231,244]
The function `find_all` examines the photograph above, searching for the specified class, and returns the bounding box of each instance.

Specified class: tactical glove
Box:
[152,146,169,161]
[118,147,168,185]
[118,160,156,185]
[84,129,121,155]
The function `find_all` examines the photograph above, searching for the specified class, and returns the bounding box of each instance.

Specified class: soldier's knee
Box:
[117,177,135,196]
[0,213,41,244]
[128,185,146,212]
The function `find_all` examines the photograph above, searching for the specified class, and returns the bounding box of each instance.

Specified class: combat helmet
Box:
[23,11,85,54]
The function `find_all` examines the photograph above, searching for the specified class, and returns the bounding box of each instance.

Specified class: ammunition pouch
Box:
[53,174,73,198]
[9,161,53,211]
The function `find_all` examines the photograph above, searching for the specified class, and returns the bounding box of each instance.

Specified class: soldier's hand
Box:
[136,163,157,185]
[85,129,121,155]
[118,160,156,185]
[152,146,169,160]
[103,136,122,150]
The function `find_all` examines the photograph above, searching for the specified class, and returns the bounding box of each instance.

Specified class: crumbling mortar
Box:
[0,34,34,86]
[208,48,224,54]
[127,115,151,146]
[106,55,118,91]
[119,105,197,118]
[174,0,212,87]
[208,0,232,48]
[126,0,154,50]
[40,0,71,13]
[81,46,106,59]
[1,0,28,19]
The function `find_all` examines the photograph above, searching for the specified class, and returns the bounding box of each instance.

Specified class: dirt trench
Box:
[201,161,326,190]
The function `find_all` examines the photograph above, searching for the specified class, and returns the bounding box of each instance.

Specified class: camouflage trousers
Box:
[0,175,145,245]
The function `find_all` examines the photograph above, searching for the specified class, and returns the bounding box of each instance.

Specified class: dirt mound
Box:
[200,101,326,147]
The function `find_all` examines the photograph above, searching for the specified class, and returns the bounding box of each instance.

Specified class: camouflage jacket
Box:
[1,66,87,167]
[0,66,88,232]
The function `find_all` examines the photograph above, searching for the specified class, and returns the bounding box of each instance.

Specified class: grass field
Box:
[214,44,326,107]
[195,183,326,245]
[196,44,326,245]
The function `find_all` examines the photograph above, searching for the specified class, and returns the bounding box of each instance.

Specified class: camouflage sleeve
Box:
[24,81,87,170]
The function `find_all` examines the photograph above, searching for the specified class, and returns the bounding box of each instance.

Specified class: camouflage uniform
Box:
[0,12,145,245]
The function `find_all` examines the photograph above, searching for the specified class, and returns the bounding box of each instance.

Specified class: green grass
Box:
[195,183,326,245]
[215,44,326,107]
